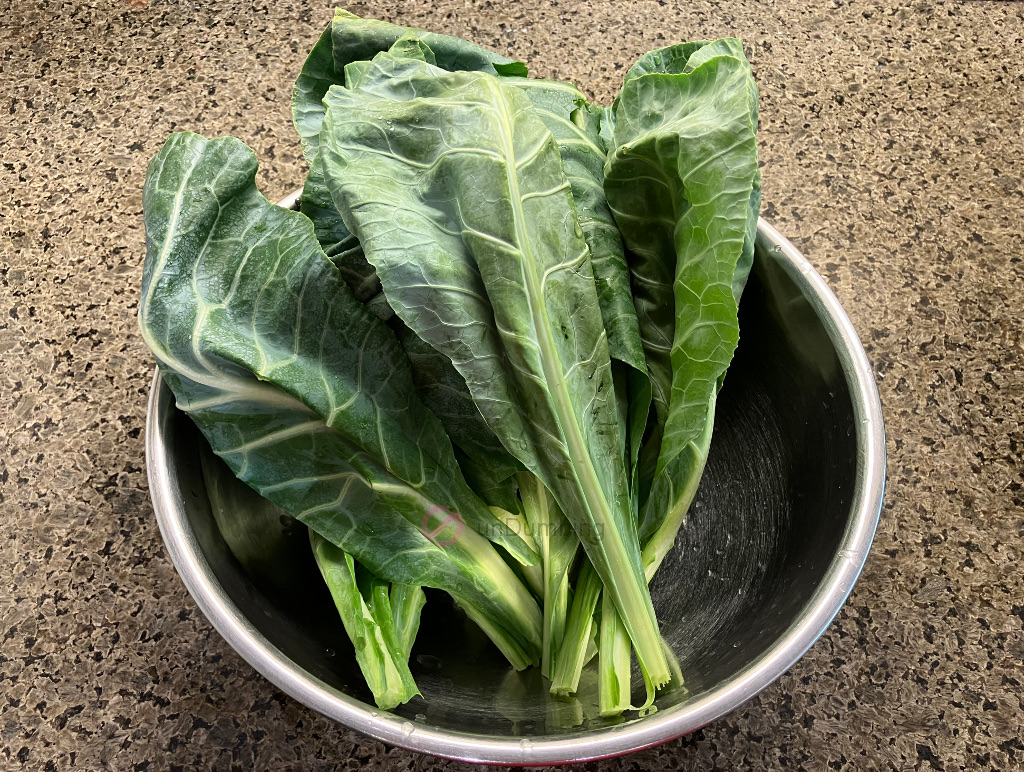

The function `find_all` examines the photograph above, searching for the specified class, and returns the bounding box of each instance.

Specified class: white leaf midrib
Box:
[486,77,626,562]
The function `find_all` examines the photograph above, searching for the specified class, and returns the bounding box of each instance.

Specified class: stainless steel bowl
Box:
[146,191,885,765]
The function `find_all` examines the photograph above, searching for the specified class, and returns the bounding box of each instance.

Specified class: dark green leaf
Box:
[320,69,669,686]
[139,132,541,668]
[292,9,526,162]
[602,41,760,571]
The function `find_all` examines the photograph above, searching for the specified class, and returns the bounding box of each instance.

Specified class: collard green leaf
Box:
[322,44,642,503]
[293,14,529,279]
[622,39,763,311]
[299,155,361,263]
[139,132,541,668]
[503,77,652,485]
[500,77,659,701]
[320,69,670,686]
[603,42,760,573]
[298,29,528,349]
[340,52,653,492]
[467,77,653,690]
[391,316,523,499]
[292,9,526,162]
[292,23,340,162]
[621,41,710,81]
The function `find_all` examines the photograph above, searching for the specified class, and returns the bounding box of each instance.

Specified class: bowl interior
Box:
[157,234,858,742]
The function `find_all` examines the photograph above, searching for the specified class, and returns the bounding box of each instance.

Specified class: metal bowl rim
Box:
[145,198,886,765]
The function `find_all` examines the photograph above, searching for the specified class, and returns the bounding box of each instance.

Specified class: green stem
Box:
[598,592,632,716]
[517,472,579,678]
[549,560,602,696]
[311,533,420,710]
[447,521,543,669]
[390,583,426,657]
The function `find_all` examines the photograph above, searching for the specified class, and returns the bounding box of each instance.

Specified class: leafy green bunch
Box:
[138,9,760,716]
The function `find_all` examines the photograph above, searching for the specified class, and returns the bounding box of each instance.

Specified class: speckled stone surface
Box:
[2,0,1022,769]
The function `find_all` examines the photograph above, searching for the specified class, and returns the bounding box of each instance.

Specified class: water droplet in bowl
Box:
[415,654,443,670]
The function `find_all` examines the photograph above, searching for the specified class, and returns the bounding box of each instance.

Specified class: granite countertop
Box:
[2,1,1022,769]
